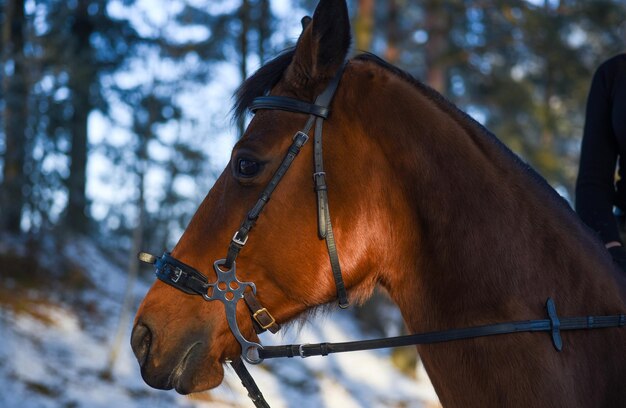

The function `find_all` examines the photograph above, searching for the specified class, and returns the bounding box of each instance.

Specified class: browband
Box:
[249,64,346,118]
[249,96,329,118]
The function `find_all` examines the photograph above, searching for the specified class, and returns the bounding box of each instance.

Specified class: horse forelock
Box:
[232,48,296,122]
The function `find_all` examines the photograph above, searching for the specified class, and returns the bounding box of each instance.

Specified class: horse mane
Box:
[233,50,575,218]
[353,53,577,216]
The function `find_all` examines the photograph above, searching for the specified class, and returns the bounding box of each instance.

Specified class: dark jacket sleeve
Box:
[575,61,621,244]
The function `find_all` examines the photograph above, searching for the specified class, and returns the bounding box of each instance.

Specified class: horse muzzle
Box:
[130,320,215,394]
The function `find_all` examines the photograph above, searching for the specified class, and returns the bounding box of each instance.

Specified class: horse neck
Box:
[345,63,626,332]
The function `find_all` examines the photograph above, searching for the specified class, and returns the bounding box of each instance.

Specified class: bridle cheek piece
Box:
[137,61,626,408]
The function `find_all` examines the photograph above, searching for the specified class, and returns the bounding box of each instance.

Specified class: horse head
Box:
[130,0,397,394]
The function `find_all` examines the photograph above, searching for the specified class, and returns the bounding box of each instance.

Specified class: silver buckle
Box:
[313,171,326,181]
[299,344,310,358]
[232,231,249,246]
[293,131,309,144]
[170,267,183,283]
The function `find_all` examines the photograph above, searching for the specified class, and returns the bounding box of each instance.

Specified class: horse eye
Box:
[237,159,260,177]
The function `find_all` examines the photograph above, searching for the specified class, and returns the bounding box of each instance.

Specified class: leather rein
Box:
[138,63,626,408]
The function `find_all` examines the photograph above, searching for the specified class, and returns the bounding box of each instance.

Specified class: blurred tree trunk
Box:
[541,61,555,148]
[104,85,157,377]
[1,0,27,233]
[424,0,448,93]
[540,0,555,150]
[237,0,250,139]
[384,0,400,63]
[103,162,144,379]
[355,0,374,51]
[65,0,95,233]
[257,0,270,64]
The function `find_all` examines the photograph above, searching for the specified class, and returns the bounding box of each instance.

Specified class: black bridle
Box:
[138,62,626,407]
[139,62,349,363]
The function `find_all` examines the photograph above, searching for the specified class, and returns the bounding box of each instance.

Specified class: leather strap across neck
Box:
[257,298,626,359]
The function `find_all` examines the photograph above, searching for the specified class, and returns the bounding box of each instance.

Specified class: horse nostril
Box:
[131,323,152,367]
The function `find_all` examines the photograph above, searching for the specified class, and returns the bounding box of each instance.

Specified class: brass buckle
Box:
[252,307,276,330]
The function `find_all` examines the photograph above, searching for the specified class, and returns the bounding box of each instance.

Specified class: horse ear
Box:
[286,0,351,89]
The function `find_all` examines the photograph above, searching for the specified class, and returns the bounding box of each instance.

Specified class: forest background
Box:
[2,0,626,251]
[1,0,625,406]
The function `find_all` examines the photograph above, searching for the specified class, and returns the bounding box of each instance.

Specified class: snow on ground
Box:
[0,236,439,407]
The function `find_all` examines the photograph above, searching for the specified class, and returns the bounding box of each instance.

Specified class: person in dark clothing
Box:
[576,53,626,273]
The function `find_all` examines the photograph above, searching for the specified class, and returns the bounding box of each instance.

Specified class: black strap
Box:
[313,121,328,238]
[259,298,625,359]
[224,128,313,269]
[314,66,347,107]
[314,122,349,308]
[322,213,349,308]
[250,96,329,118]
[230,358,270,408]
[153,252,209,295]
[311,66,349,308]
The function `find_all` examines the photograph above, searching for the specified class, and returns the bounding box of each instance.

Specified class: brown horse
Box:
[131,0,626,406]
